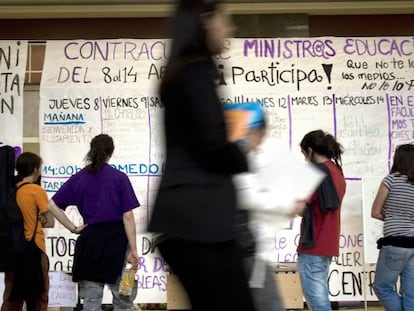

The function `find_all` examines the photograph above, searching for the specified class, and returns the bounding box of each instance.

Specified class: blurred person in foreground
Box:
[296,130,346,311]
[371,144,414,311]
[48,134,140,311]
[148,1,256,310]
[230,103,303,311]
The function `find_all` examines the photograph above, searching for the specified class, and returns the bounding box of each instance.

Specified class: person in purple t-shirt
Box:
[48,134,140,311]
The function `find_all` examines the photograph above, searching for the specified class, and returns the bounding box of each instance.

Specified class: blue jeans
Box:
[297,253,332,311]
[79,279,138,311]
[374,245,414,311]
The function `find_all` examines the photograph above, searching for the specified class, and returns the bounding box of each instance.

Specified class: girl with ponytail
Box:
[48,134,140,311]
[85,133,114,174]
[296,130,346,311]
[299,129,343,171]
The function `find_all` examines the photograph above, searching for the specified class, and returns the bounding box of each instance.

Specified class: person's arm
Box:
[123,210,139,269]
[290,199,308,217]
[36,186,55,228]
[39,211,55,228]
[371,182,389,221]
[47,199,85,234]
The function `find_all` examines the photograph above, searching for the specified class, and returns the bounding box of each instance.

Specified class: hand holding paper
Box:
[253,142,325,215]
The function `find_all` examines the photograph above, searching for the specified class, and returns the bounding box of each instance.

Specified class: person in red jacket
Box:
[296,130,346,311]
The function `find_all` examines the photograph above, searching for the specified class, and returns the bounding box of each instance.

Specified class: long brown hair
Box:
[300,129,344,170]
[390,144,414,183]
[85,134,114,174]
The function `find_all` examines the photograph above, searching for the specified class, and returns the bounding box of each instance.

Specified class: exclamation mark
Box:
[217,64,227,86]
[322,64,333,90]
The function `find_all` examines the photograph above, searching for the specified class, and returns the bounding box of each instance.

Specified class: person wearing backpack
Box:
[1,152,54,311]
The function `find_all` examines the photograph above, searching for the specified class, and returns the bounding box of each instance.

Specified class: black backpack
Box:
[0,145,29,272]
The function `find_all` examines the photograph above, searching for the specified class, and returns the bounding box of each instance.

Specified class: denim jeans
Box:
[297,253,332,311]
[79,279,137,311]
[374,245,414,311]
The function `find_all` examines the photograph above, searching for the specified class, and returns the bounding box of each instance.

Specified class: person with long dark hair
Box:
[148,1,256,310]
[2,152,54,311]
[371,144,414,311]
[48,134,140,311]
[296,130,346,311]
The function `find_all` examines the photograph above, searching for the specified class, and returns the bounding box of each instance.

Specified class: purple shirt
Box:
[52,164,140,225]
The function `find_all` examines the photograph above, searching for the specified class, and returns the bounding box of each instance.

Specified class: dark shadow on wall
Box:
[309,15,414,36]
[0,14,413,40]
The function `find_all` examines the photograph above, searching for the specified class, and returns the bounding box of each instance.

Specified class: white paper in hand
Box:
[255,142,325,213]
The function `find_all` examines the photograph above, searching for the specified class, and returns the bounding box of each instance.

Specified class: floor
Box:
[134,303,385,311]
[330,308,384,311]
[49,303,385,311]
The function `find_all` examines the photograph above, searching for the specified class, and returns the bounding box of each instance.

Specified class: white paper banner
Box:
[39,37,414,303]
[0,40,28,151]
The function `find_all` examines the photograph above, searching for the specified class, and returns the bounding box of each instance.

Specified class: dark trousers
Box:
[158,238,257,311]
[1,253,49,311]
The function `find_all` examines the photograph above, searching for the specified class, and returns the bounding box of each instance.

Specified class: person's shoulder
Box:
[19,182,47,195]
[323,160,340,172]
[103,164,129,179]
[17,181,38,189]
[65,167,88,181]
[386,172,409,183]
[385,172,401,180]
[381,173,394,189]
[322,161,345,183]
[180,59,215,79]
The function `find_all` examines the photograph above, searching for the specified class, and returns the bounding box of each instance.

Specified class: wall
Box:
[1,10,413,161]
